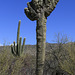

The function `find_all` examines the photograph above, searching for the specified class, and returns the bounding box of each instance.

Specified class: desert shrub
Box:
[0,47,36,75]
[60,43,75,75]
[49,33,75,75]
[0,48,14,75]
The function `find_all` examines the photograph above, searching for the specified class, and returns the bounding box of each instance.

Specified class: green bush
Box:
[0,47,36,75]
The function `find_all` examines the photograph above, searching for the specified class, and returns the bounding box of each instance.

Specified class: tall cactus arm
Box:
[19,37,22,56]
[13,41,16,52]
[17,20,21,43]
[21,38,26,53]
[24,2,38,21]
[11,44,17,56]
[44,0,59,17]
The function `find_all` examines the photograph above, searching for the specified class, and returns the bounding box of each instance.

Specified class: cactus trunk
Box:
[24,0,59,74]
[36,11,47,75]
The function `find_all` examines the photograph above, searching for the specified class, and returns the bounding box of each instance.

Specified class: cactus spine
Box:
[11,20,26,56]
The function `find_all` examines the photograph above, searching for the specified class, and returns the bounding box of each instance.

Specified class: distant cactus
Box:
[11,20,26,56]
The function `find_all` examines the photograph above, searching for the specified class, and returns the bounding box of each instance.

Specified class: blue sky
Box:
[0,0,75,45]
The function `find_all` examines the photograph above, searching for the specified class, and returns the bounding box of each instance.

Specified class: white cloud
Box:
[10,43,17,46]
[0,43,3,46]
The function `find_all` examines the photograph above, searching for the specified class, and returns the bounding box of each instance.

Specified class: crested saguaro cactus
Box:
[24,0,59,75]
[11,20,26,56]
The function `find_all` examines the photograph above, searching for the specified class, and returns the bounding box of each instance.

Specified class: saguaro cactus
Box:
[11,20,26,56]
[24,0,59,75]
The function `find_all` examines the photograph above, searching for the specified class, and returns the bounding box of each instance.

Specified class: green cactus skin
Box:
[25,0,59,75]
[11,20,26,57]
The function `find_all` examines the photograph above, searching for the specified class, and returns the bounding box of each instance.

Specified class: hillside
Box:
[0,43,72,75]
